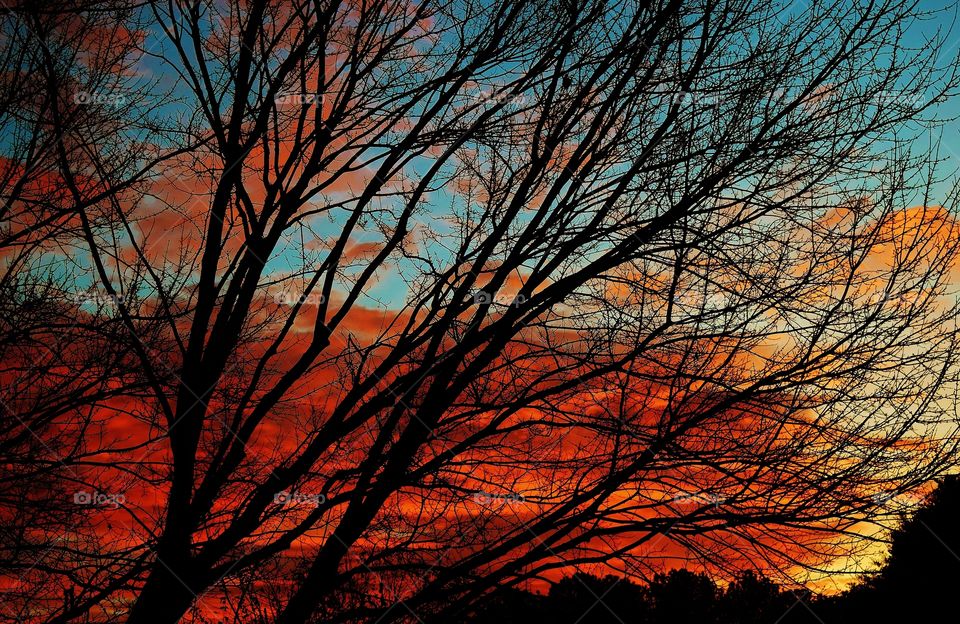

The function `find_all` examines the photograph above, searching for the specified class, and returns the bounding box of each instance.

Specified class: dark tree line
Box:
[468,476,960,624]
[470,569,806,624]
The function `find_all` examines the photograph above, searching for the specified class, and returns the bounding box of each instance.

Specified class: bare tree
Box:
[0,2,182,620]
[4,0,960,622]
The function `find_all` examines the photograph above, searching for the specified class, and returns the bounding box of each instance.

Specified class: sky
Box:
[7,1,960,620]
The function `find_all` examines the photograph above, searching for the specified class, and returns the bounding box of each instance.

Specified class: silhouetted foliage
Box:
[813,475,960,623]
[717,571,796,624]
[648,569,718,623]
[469,477,960,623]
[470,569,794,623]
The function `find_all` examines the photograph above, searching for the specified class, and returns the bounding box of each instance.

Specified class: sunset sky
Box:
[4,1,960,623]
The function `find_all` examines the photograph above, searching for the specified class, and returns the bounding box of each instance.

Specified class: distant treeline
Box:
[466,476,960,623]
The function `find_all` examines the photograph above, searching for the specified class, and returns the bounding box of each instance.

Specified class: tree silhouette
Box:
[0,2,176,619]
[2,0,960,622]
[468,475,960,624]
[874,476,960,606]
[647,569,718,623]
[468,569,800,624]
[717,571,795,624]
[469,572,652,624]
[814,476,960,623]
[553,574,652,624]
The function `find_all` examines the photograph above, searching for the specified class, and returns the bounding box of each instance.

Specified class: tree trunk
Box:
[126,560,198,624]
